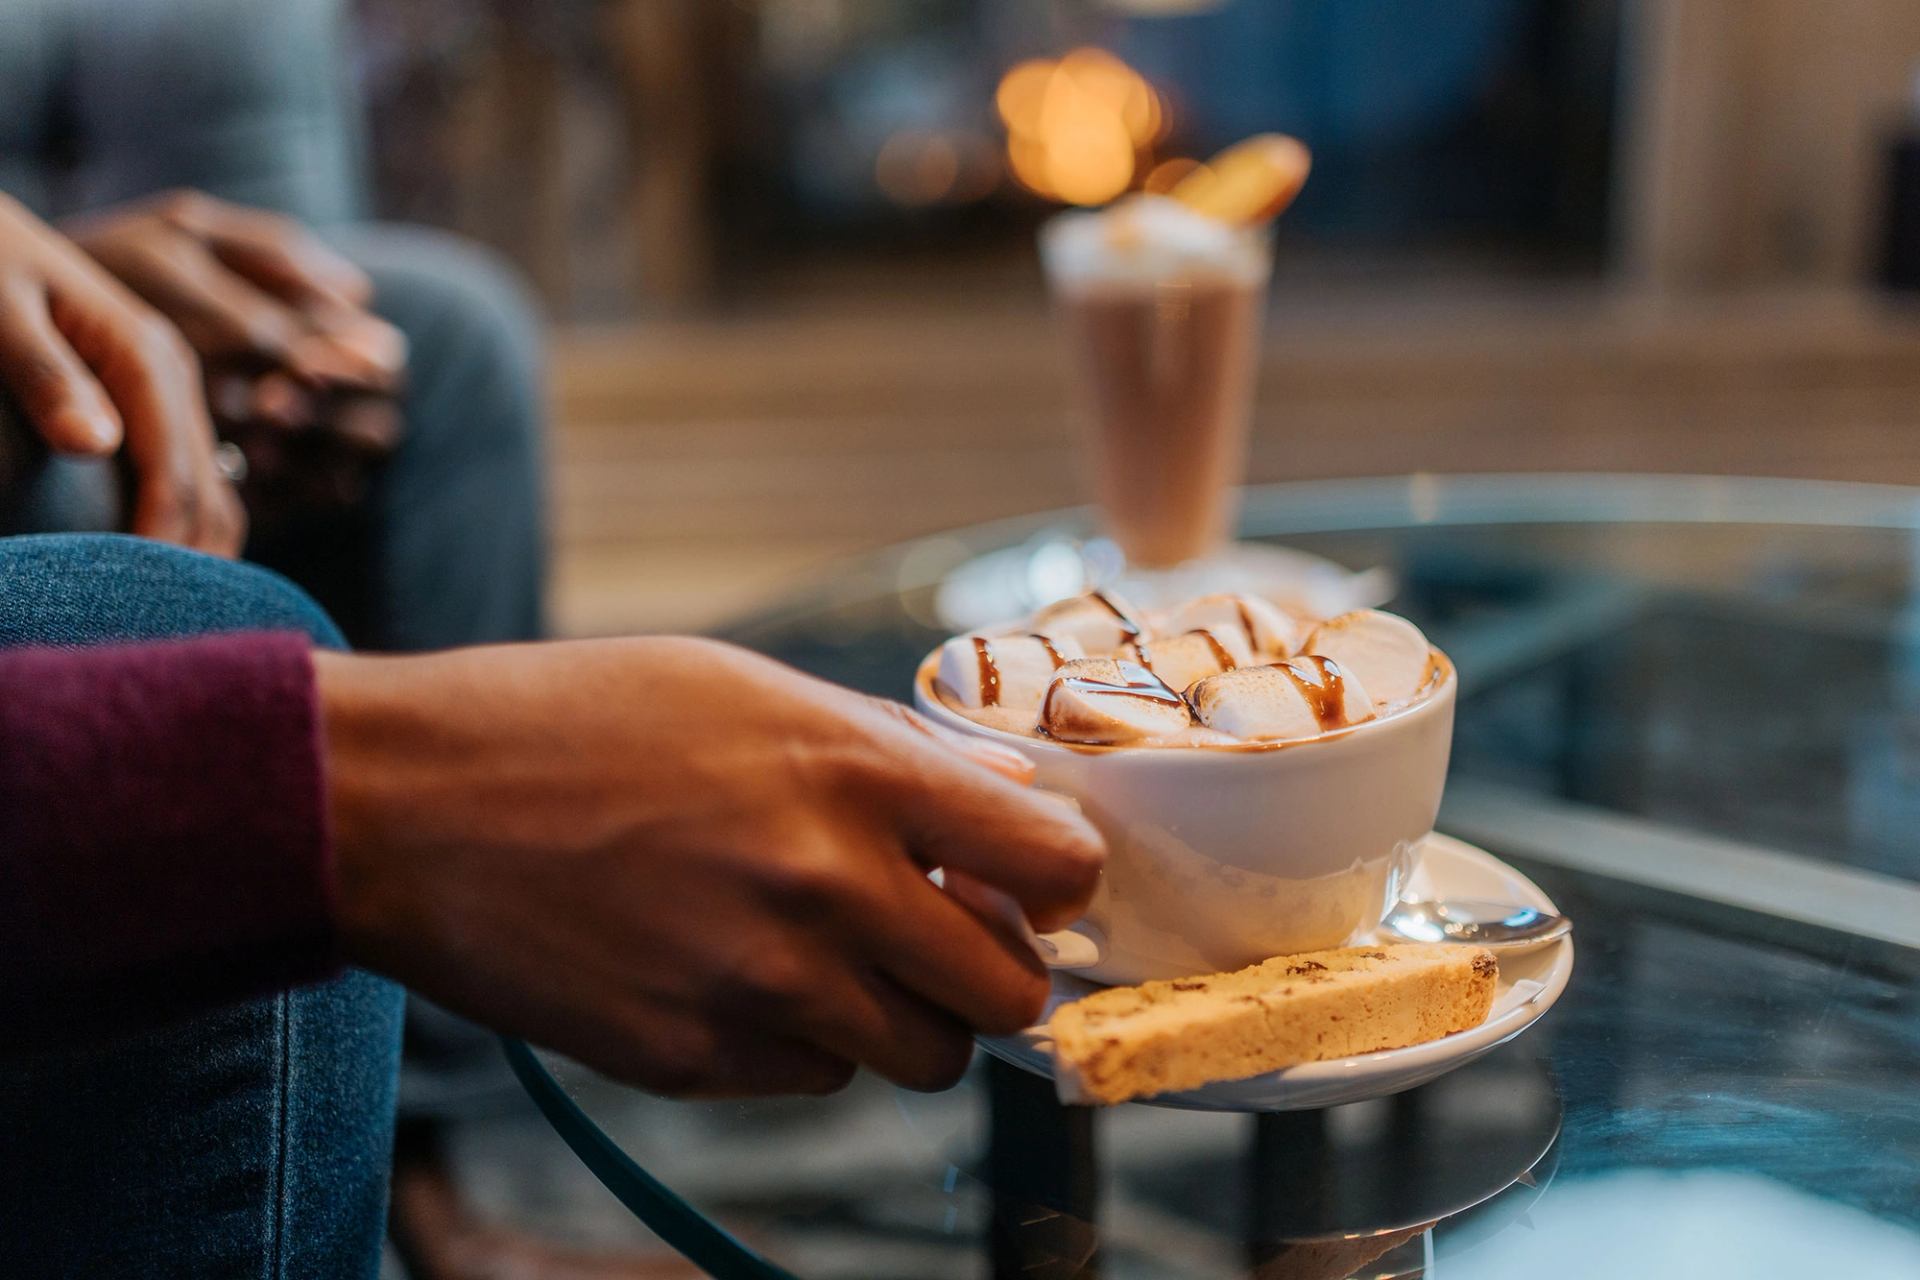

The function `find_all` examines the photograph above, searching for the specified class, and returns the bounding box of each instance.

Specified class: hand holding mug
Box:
[317,637,1107,1096]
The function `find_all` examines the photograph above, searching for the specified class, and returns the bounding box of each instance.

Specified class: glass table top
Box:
[510,475,1920,1279]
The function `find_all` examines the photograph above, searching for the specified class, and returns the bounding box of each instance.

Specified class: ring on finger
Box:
[213,441,249,485]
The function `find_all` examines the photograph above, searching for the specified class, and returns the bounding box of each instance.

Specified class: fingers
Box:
[326,394,403,456]
[80,193,405,389]
[0,285,121,453]
[856,703,1105,932]
[192,468,248,557]
[295,306,408,389]
[721,921,981,1091]
[207,367,258,424]
[794,968,978,1092]
[862,866,1051,1038]
[137,241,310,366]
[48,285,245,555]
[558,1010,856,1100]
[163,191,372,309]
[245,370,315,430]
[211,371,399,518]
[621,1019,857,1099]
[677,1035,857,1099]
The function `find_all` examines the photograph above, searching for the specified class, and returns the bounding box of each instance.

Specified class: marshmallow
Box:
[1124,627,1254,694]
[1300,610,1433,707]
[929,593,1443,747]
[1031,591,1147,656]
[936,633,1085,711]
[1151,593,1305,658]
[1040,658,1194,746]
[1189,657,1375,742]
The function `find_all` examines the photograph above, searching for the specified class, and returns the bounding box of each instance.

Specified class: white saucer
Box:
[978,832,1574,1112]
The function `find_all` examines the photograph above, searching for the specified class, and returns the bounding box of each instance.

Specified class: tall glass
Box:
[1041,215,1272,571]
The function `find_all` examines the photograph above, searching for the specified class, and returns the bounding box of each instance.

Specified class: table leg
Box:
[1247,1108,1433,1278]
[985,1056,1100,1279]
[1246,1109,1331,1269]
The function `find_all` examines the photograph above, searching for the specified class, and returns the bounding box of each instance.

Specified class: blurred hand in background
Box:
[67,191,410,530]
[0,192,243,554]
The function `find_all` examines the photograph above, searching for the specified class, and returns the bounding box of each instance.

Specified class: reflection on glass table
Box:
[510,1037,1561,1280]
[510,475,1920,1279]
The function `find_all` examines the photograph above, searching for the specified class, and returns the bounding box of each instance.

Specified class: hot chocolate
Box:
[916,586,1458,981]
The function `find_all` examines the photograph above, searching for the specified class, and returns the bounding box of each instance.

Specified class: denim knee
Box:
[0,532,345,651]
[0,532,396,1277]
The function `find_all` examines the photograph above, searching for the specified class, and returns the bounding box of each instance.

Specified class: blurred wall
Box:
[1619,0,1920,289]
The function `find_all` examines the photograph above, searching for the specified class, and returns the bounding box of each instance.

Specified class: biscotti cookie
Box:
[1048,943,1496,1105]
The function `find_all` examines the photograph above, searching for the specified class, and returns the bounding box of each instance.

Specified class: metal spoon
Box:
[1382,898,1573,950]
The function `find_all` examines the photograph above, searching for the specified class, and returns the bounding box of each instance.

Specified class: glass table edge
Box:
[718,473,1920,636]
[502,1037,801,1280]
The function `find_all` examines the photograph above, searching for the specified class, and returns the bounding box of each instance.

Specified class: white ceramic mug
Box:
[914,653,1456,985]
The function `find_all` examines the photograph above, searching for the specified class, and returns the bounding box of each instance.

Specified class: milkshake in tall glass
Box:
[1039,133,1310,577]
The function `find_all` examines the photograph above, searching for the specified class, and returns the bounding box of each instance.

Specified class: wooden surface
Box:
[548,284,1920,637]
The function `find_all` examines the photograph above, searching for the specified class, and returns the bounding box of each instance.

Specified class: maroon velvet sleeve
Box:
[0,632,340,1041]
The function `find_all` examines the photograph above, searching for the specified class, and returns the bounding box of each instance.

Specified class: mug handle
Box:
[1032,923,1104,970]
[937,869,1106,971]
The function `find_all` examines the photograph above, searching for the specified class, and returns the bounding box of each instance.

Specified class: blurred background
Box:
[345,0,1920,635]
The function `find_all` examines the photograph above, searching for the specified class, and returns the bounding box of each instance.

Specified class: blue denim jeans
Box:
[0,534,405,1278]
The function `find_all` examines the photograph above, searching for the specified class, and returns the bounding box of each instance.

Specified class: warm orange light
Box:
[1058,47,1156,148]
[1143,156,1203,194]
[1140,86,1167,146]
[995,59,1056,133]
[1006,132,1056,197]
[992,47,1164,206]
[1037,62,1134,205]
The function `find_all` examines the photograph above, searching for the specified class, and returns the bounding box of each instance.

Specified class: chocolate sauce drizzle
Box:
[1029,634,1069,669]
[971,635,1002,707]
[1088,589,1144,640]
[1039,659,1185,733]
[1188,628,1238,672]
[1234,599,1257,646]
[1279,655,1351,730]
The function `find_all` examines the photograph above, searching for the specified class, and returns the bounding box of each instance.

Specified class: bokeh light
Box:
[1143,156,1204,195]
[992,47,1169,206]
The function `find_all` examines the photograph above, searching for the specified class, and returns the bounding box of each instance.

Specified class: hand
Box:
[68,192,409,526]
[207,365,401,524]
[0,193,242,553]
[66,190,406,393]
[316,638,1106,1097]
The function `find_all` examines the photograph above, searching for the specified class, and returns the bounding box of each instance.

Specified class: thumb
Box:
[881,698,1035,785]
